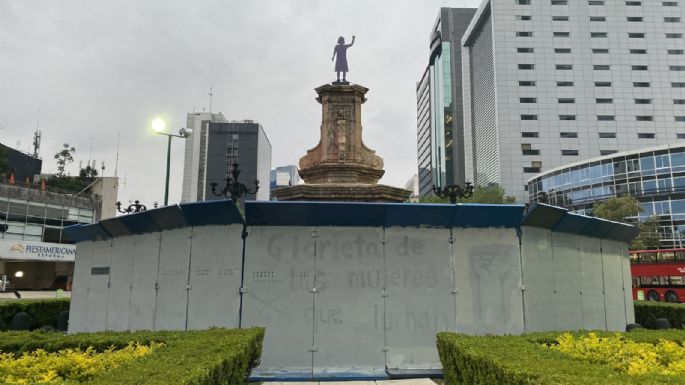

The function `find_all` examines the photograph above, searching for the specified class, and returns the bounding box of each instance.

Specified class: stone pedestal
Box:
[273,83,410,202]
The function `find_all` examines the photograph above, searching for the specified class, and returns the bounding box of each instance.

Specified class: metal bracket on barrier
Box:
[186,284,191,290]
[154,282,159,290]
[448,237,454,244]
[240,287,248,294]
[310,287,318,294]
[450,289,458,294]
[381,289,388,298]
[311,230,318,239]
[520,285,525,291]
[382,346,390,352]
[307,346,319,352]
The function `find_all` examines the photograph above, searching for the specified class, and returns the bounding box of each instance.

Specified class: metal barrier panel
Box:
[453,228,524,335]
[128,233,160,330]
[106,235,134,331]
[551,232,583,330]
[579,236,606,330]
[520,227,557,332]
[86,240,112,332]
[620,242,635,324]
[313,226,385,369]
[384,227,453,370]
[602,239,630,330]
[242,226,316,369]
[68,241,95,333]
[154,227,192,331]
[186,224,243,329]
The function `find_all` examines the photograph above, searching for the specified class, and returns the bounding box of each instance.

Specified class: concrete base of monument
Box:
[271,183,412,202]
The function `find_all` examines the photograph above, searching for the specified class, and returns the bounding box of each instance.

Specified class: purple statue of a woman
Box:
[331,35,355,83]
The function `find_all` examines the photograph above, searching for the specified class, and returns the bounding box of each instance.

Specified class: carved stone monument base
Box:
[272,183,411,202]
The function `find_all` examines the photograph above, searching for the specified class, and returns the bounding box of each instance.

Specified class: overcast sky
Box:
[0,0,482,207]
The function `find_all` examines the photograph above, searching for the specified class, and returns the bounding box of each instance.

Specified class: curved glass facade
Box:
[528,145,685,248]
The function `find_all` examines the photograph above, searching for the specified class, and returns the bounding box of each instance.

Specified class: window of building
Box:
[596,98,613,103]
[678,133,685,139]
[595,81,612,87]
[673,82,685,88]
[560,132,578,137]
[522,149,541,155]
[667,33,683,38]
[630,49,647,54]
[517,0,531,4]
[632,65,648,70]
[675,99,685,104]
[590,16,606,21]
[594,64,610,70]
[663,1,678,5]
[634,82,650,87]
[560,115,576,120]
[637,116,654,121]
[555,48,572,53]
[516,31,533,37]
[626,1,641,4]
[665,17,681,22]
[521,114,538,120]
[557,81,574,86]
[671,66,685,71]
[556,64,573,70]
[600,150,617,155]
[522,131,539,137]
[518,63,535,69]
[598,115,615,121]
[554,32,570,37]
[520,97,537,103]
[638,133,656,138]
[635,99,652,104]
[591,32,608,38]
[524,167,541,173]
[629,33,645,38]
[589,0,604,4]
[627,17,643,21]
[519,80,536,86]
[599,132,616,138]
[669,49,685,55]
[552,16,569,21]
[677,116,685,122]
[593,48,609,54]
[558,98,575,103]
[516,15,533,20]
[551,0,568,4]
[517,47,534,53]
[562,149,579,156]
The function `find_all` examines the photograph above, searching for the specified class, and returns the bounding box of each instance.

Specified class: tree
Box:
[420,184,516,204]
[631,216,661,250]
[79,165,98,179]
[592,196,642,222]
[0,146,9,175]
[54,143,75,176]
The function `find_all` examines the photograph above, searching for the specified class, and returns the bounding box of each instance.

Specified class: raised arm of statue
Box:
[347,35,355,48]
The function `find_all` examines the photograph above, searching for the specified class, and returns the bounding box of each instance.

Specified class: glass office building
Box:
[528,144,685,248]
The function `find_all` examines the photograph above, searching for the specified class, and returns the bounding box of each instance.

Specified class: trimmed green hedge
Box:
[634,301,685,329]
[437,330,685,385]
[0,298,70,330]
[0,327,264,385]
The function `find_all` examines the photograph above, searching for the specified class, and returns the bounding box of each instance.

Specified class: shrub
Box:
[0,328,264,385]
[634,301,685,329]
[0,299,70,331]
[437,330,685,385]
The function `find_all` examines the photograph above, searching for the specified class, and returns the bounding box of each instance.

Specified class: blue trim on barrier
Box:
[119,211,160,234]
[180,199,243,226]
[384,203,454,228]
[246,201,387,227]
[552,212,592,234]
[65,223,111,241]
[147,205,189,230]
[99,217,132,237]
[520,203,567,229]
[453,204,526,228]
[63,224,92,242]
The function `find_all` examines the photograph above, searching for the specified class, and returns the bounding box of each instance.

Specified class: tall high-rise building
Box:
[417,8,477,197]
[462,0,685,203]
[181,113,271,202]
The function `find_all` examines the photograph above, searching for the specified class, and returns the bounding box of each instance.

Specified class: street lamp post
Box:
[116,200,157,214]
[432,182,475,204]
[210,162,260,205]
[152,118,192,206]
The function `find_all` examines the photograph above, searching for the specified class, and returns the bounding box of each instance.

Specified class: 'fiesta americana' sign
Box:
[0,240,76,262]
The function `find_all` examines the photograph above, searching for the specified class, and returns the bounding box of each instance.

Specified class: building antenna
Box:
[88,137,93,165]
[208,86,213,113]
[32,108,41,158]
[114,133,120,177]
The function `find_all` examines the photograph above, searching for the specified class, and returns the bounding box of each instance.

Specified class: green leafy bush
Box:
[0,327,264,385]
[634,301,685,329]
[437,330,685,385]
[0,299,70,330]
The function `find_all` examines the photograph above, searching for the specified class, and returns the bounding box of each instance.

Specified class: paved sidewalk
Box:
[262,379,437,385]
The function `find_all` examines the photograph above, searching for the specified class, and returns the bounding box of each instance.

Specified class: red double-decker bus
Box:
[630,248,685,303]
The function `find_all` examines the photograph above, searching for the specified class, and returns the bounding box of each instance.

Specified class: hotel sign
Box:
[0,240,76,262]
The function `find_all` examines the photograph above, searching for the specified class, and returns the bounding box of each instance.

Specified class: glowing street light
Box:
[152,117,192,206]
